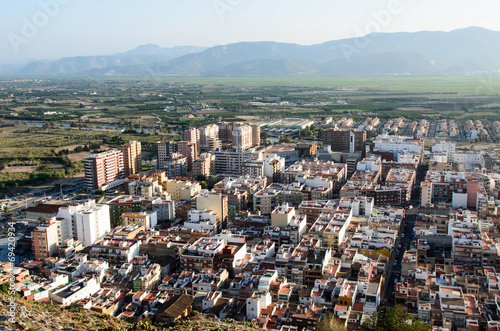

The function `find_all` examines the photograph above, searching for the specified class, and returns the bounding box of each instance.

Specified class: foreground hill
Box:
[0,292,130,330]
[0,292,260,331]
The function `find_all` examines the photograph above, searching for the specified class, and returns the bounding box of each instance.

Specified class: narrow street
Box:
[380,159,426,308]
[380,213,416,307]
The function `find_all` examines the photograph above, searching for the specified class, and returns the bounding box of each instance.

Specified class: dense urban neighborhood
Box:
[1,78,500,331]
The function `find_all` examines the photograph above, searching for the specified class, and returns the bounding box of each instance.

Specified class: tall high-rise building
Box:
[56,200,111,247]
[322,128,366,155]
[193,153,215,178]
[119,140,142,177]
[232,125,253,150]
[157,140,197,172]
[218,122,236,143]
[177,141,198,172]
[251,124,261,147]
[164,153,188,179]
[182,127,200,153]
[74,203,111,247]
[83,149,124,191]
[199,124,220,152]
[157,141,178,171]
[182,127,199,144]
[214,149,261,175]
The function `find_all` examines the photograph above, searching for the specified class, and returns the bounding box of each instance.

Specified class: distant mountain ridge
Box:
[16,45,208,75]
[12,27,500,76]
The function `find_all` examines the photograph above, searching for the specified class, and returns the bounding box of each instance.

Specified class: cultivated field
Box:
[0,166,37,173]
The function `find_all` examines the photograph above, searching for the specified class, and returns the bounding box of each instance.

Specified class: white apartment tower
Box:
[74,203,111,247]
[199,124,220,152]
[232,125,253,151]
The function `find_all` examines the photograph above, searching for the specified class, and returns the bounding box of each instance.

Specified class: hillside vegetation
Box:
[0,293,260,331]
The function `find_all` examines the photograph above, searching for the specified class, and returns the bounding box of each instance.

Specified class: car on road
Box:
[393,262,397,267]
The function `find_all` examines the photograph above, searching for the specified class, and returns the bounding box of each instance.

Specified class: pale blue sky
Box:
[1,0,499,64]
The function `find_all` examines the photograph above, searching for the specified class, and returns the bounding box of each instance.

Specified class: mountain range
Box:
[5,27,500,76]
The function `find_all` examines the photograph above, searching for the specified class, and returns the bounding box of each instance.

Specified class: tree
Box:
[94,190,105,196]
[279,136,292,144]
[316,313,347,331]
[360,306,430,331]
[129,318,155,331]
[206,176,222,190]
[260,131,269,144]
[195,174,207,182]
[0,282,9,294]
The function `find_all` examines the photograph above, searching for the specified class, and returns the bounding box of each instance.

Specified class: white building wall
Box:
[149,211,157,229]
[452,192,468,209]
[50,277,100,306]
[75,204,110,247]
[454,152,485,167]
[263,154,285,178]
[421,183,433,207]
[126,242,141,262]
[357,160,381,172]
[46,222,59,258]
[432,142,456,162]
[246,291,271,321]
[152,199,175,221]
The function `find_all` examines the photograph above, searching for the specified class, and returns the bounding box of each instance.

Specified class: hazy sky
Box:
[1,0,500,64]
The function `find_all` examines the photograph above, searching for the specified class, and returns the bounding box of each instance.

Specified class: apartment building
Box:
[199,124,220,152]
[120,211,158,230]
[74,203,111,247]
[163,153,188,179]
[213,149,260,175]
[118,140,142,177]
[32,218,59,260]
[107,196,175,224]
[372,134,424,161]
[83,149,124,191]
[192,153,215,178]
[322,128,366,155]
[89,238,140,264]
[282,160,347,191]
[181,237,227,271]
[232,124,253,150]
[195,191,228,226]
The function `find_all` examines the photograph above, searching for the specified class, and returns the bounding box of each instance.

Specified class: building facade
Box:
[83,149,124,191]
[119,140,142,177]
